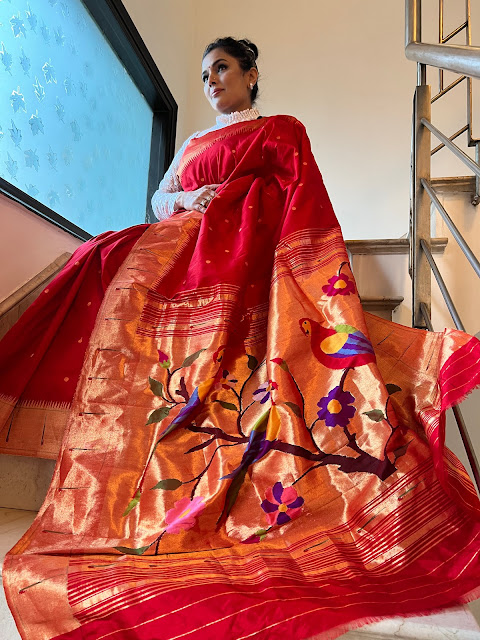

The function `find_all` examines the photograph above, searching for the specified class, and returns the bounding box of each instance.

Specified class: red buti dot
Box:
[248,205,253,209]
[299,183,304,187]
[276,136,281,140]
[224,219,229,223]
[44,288,50,294]
[258,218,263,223]
[292,206,297,211]
[87,301,92,306]
[64,377,69,382]
[250,284,255,288]
[206,260,211,264]
[303,162,307,166]
[239,227,242,232]
[75,261,80,266]
[225,249,230,253]
[231,149,236,154]
[200,177,205,182]
[208,227,213,231]
[294,152,299,156]
[78,337,83,343]
[245,261,248,266]
[30,353,35,358]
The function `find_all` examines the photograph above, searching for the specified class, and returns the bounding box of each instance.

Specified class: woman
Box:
[2,37,480,640]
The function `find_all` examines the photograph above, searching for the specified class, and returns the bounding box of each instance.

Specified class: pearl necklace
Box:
[216,108,261,126]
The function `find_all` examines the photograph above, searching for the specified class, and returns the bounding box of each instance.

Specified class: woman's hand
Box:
[174,184,221,214]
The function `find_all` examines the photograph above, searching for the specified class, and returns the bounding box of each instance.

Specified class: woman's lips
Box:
[211,89,223,97]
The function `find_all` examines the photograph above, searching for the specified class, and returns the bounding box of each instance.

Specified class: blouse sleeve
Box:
[151,133,197,221]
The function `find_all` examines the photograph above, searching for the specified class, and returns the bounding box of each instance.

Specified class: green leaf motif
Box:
[285,401,302,417]
[363,409,385,422]
[386,384,402,395]
[151,478,182,491]
[114,545,150,556]
[335,324,357,334]
[247,354,258,370]
[393,440,412,461]
[253,410,270,434]
[148,376,167,400]
[216,400,238,411]
[255,528,268,541]
[182,348,206,368]
[122,489,141,517]
[146,406,171,425]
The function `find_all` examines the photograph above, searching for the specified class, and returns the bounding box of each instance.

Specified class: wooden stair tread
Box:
[346,238,447,255]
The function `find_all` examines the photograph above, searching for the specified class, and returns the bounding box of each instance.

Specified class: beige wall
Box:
[125,0,417,240]
[0,195,82,301]
[122,0,195,149]
[123,1,479,241]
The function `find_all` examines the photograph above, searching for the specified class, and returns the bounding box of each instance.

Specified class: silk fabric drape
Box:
[3,116,480,640]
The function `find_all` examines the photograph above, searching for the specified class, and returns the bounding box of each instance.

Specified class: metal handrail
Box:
[431,125,468,155]
[421,179,480,279]
[421,118,480,178]
[431,75,465,103]
[407,0,480,498]
[405,0,480,78]
[420,239,465,331]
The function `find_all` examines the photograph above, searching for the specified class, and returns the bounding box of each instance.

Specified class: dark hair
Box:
[202,37,260,103]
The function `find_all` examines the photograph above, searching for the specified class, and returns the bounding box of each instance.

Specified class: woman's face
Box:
[202,48,258,114]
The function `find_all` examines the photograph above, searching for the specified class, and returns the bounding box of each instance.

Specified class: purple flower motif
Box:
[322,273,356,297]
[158,350,171,369]
[253,380,278,404]
[317,385,356,428]
[261,482,304,526]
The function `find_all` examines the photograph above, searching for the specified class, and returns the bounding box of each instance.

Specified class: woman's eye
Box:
[217,64,227,72]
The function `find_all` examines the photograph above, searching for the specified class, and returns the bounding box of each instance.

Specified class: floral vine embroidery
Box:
[115,342,407,555]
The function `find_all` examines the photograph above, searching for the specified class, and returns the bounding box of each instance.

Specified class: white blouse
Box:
[151,108,261,220]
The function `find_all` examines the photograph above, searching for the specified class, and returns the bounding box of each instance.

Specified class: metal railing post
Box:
[412,81,432,328]
[474,143,480,206]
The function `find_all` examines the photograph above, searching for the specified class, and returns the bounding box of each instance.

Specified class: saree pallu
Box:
[2,115,480,640]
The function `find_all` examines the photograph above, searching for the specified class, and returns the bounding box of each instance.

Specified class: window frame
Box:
[0,0,177,241]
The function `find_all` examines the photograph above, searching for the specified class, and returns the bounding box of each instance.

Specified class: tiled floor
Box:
[1,507,479,640]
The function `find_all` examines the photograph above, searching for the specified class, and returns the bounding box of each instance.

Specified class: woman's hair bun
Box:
[238,39,258,60]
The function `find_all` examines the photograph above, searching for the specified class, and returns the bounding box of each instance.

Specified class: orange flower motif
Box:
[215,370,237,390]
[212,345,227,363]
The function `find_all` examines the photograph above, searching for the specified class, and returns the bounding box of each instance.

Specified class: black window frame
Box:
[0,0,177,241]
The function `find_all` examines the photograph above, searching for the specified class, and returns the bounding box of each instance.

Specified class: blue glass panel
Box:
[0,0,153,236]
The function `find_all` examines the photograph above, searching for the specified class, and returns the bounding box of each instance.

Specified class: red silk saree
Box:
[2,115,480,640]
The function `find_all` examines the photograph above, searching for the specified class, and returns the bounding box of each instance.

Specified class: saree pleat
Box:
[0,224,148,458]
[2,116,480,640]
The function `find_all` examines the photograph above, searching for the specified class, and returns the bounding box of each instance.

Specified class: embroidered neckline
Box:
[216,108,261,126]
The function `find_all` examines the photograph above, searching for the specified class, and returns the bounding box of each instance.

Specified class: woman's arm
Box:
[151,136,194,221]
[151,133,221,220]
